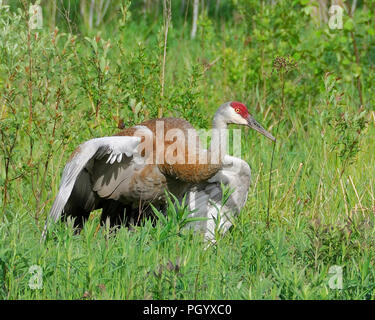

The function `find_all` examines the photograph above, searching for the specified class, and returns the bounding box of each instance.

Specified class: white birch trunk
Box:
[89,0,95,29]
[191,0,199,39]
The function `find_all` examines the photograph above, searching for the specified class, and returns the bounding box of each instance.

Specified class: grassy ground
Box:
[1,1,375,299]
[2,120,375,300]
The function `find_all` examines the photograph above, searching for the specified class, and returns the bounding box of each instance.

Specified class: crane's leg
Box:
[61,204,91,231]
[140,201,166,226]
[100,200,167,229]
[100,200,129,227]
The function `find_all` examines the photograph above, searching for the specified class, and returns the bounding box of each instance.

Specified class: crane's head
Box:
[217,101,276,141]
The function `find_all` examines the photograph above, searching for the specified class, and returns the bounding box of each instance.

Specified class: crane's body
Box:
[42,102,275,241]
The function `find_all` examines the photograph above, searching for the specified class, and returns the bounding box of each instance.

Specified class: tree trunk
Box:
[180,0,186,15]
[191,0,199,39]
[351,0,358,14]
[80,0,86,17]
[159,0,171,117]
[319,0,328,23]
[215,0,220,18]
[89,0,95,29]
[96,0,104,27]
[50,0,56,31]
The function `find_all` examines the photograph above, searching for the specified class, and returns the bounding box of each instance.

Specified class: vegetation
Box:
[0,0,374,299]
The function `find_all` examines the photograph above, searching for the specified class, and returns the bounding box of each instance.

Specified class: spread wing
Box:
[185,155,251,243]
[41,136,141,239]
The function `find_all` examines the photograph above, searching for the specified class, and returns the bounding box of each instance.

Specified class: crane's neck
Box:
[212,111,229,130]
[209,112,228,163]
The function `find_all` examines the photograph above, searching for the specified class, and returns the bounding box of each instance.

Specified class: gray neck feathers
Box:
[210,107,228,162]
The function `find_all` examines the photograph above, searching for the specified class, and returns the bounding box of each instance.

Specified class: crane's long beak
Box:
[247,115,276,141]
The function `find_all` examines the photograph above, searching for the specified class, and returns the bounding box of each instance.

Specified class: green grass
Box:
[2,118,374,299]
[1,1,375,299]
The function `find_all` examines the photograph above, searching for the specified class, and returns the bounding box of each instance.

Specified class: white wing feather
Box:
[41,136,141,239]
[186,155,251,242]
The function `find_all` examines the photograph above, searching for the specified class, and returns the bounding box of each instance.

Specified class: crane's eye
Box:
[235,108,240,113]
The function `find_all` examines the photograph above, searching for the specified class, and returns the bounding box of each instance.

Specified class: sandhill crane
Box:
[42,101,275,241]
